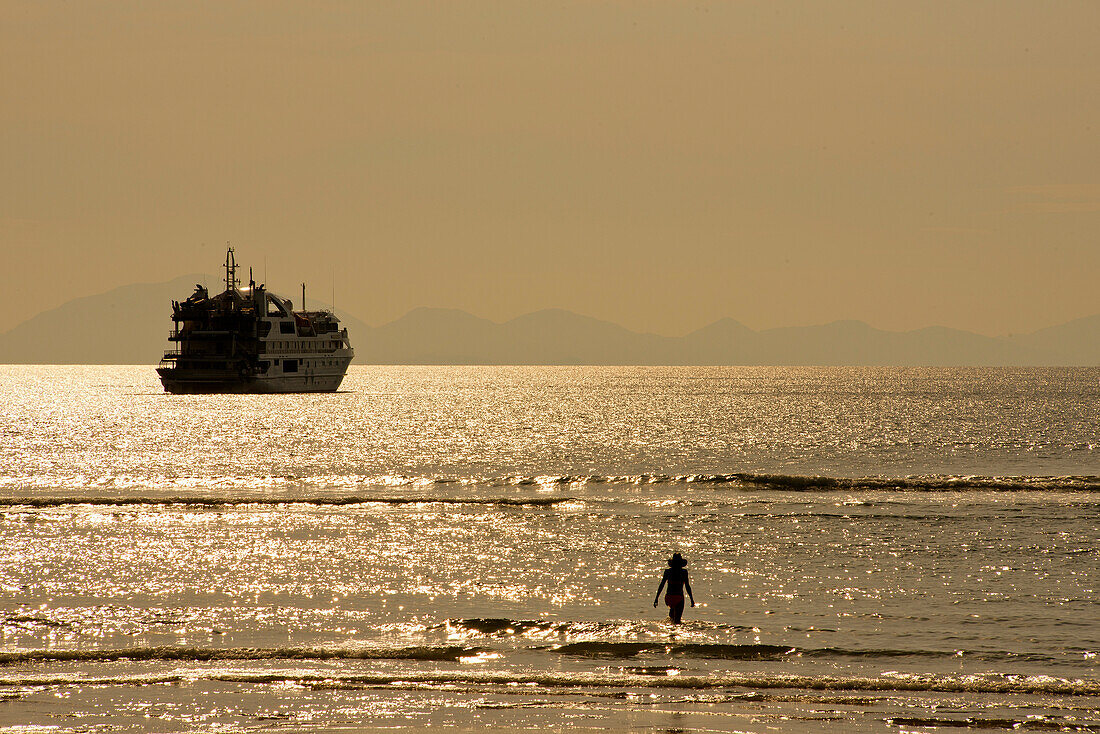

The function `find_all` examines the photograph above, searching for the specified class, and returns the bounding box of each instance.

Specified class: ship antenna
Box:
[301,282,306,311]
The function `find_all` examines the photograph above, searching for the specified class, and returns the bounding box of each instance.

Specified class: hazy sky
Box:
[3,1,1098,335]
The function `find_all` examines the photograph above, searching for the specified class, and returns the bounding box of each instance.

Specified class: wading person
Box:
[653,552,695,623]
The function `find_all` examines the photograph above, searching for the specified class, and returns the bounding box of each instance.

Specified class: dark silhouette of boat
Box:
[157,248,353,393]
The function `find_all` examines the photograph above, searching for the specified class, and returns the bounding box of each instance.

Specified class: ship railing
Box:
[174,329,234,337]
[258,345,341,355]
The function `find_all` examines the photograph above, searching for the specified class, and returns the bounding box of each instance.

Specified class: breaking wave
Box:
[2,472,1097,502]
[1,639,1076,668]
[708,473,1100,492]
[547,472,1100,492]
[0,496,572,509]
[0,645,484,665]
[1,666,1095,697]
[885,715,1100,730]
[548,642,1067,664]
[551,642,794,660]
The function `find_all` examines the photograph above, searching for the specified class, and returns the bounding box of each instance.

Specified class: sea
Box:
[0,365,1096,733]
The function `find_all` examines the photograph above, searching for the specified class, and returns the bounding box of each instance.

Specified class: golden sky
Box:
[2,1,1098,335]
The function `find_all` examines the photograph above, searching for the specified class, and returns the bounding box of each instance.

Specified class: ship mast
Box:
[225,246,240,292]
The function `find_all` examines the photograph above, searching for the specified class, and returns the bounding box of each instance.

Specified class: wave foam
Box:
[3,472,1097,505]
[1,666,1095,697]
[0,496,571,509]
[0,645,483,665]
[552,642,794,660]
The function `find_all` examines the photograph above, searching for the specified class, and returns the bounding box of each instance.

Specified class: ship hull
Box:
[157,368,347,394]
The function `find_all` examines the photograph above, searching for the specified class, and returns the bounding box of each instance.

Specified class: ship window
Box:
[284,359,298,373]
[280,321,294,334]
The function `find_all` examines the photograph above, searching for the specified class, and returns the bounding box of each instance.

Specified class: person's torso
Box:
[664,568,687,594]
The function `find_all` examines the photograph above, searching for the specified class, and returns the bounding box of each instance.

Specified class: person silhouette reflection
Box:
[653,552,694,623]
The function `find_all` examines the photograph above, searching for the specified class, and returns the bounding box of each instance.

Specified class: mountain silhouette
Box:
[0,275,373,366]
[0,277,1095,365]
[1006,314,1100,365]
[0,276,206,365]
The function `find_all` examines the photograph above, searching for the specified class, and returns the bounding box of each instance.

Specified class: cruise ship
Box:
[157,249,354,393]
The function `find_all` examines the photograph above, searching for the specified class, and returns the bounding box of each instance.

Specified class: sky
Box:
[2,1,1099,336]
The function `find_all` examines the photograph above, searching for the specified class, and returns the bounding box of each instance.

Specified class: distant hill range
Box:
[1,275,1097,365]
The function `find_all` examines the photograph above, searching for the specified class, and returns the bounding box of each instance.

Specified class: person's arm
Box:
[653,575,667,607]
[685,573,695,607]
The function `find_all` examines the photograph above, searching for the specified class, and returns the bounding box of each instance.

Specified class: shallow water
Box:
[0,366,1097,732]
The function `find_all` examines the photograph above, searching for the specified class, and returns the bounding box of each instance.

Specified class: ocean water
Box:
[0,365,1097,733]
